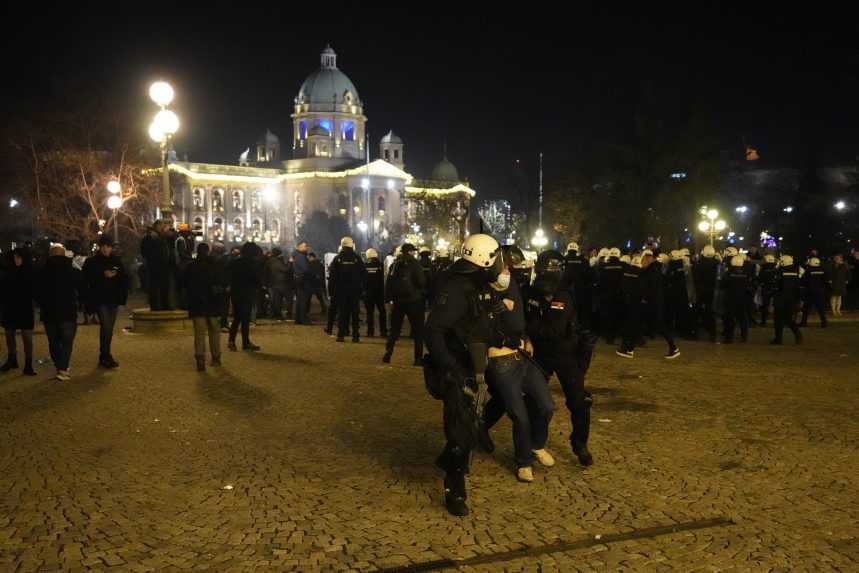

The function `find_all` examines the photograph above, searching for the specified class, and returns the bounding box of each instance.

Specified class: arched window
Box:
[232,190,243,210]
[377,195,386,213]
[271,219,281,239]
[251,218,263,236]
[192,188,205,209]
[251,190,262,212]
[384,149,390,159]
[213,217,224,237]
[232,217,244,237]
[212,189,224,212]
[337,194,348,216]
[192,216,204,232]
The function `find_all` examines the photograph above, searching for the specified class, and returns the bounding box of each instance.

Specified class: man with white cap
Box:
[597,247,624,344]
[329,237,366,342]
[722,253,750,343]
[800,256,828,328]
[693,245,719,342]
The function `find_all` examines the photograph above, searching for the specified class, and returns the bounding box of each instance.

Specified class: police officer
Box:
[758,254,778,326]
[665,250,691,338]
[363,248,387,338]
[563,242,592,330]
[433,247,453,275]
[641,250,680,359]
[800,257,828,328]
[616,255,642,358]
[502,245,531,296]
[329,237,365,343]
[693,245,719,342]
[383,243,426,366]
[425,234,499,516]
[525,250,596,466]
[722,253,750,343]
[598,247,624,344]
[771,255,803,345]
[419,246,435,306]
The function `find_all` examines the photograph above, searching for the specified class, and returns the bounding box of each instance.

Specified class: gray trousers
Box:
[193,317,221,359]
[5,329,34,360]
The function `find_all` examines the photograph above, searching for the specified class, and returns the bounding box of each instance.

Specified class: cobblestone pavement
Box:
[1,304,857,572]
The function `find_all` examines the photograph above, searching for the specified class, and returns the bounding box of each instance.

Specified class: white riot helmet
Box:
[658,253,670,265]
[420,246,431,254]
[764,254,776,263]
[725,246,739,257]
[702,245,716,258]
[460,233,500,269]
[670,250,682,261]
[631,255,643,268]
[589,256,599,266]
[598,247,610,260]
[567,241,579,252]
[730,253,746,267]
[808,257,821,267]
[609,247,621,258]
[680,248,690,257]
[779,255,793,267]
[642,249,653,257]
[340,236,355,249]
[437,247,449,258]
[365,248,378,259]
[620,254,631,264]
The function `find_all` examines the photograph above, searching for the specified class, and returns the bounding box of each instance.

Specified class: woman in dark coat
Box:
[1,248,37,375]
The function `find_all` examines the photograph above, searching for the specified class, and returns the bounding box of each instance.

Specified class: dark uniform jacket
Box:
[426,269,491,373]
[620,264,642,304]
[641,262,665,308]
[363,258,385,297]
[693,257,719,299]
[775,264,801,302]
[803,266,827,293]
[722,265,750,301]
[598,257,624,299]
[665,260,688,304]
[1,265,35,330]
[329,248,365,298]
[386,254,426,305]
[759,262,778,296]
[525,288,577,357]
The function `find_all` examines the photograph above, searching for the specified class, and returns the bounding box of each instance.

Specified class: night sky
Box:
[4,4,858,200]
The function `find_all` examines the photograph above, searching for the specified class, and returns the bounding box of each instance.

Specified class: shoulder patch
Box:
[550,300,566,310]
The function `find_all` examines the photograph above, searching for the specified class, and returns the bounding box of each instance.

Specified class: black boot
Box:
[195,357,206,372]
[443,472,469,517]
[0,355,18,372]
[571,392,594,466]
[22,359,36,376]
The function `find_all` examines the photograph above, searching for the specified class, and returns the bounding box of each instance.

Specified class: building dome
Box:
[296,45,361,106]
[431,157,459,182]
[381,130,402,144]
[257,129,279,144]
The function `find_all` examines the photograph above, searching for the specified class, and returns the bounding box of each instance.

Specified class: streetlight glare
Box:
[357,220,368,232]
[835,200,846,211]
[149,81,175,107]
[9,198,19,208]
[361,178,370,189]
[153,109,180,136]
[107,195,123,210]
[262,187,278,203]
[715,220,727,231]
[706,209,719,221]
[698,221,711,232]
[148,122,166,143]
[783,206,794,213]
[107,181,121,194]
[735,205,748,213]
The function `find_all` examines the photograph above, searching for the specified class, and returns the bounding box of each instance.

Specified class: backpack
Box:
[387,258,415,301]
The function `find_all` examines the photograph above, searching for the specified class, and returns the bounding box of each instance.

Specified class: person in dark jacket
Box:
[562,242,593,330]
[383,243,426,365]
[227,243,262,351]
[758,254,778,326]
[292,241,312,324]
[641,252,680,358]
[264,248,289,320]
[616,255,643,358]
[36,245,84,381]
[284,254,296,320]
[597,248,624,344]
[827,254,851,316]
[363,248,387,337]
[212,243,231,329]
[83,235,129,368]
[1,248,37,375]
[308,253,328,314]
[771,255,803,345]
[140,220,171,310]
[722,254,750,343]
[186,243,225,371]
[419,246,435,306]
[329,237,366,342]
[693,245,719,341]
[800,257,828,327]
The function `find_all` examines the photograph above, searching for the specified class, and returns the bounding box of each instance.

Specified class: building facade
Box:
[167,46,476,252]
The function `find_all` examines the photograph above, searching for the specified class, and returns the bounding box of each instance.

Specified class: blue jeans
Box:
[487,353,554,467]
[44,321,77,371]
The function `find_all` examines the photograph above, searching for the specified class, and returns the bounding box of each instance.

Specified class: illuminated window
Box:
[251,190,262,211]
[213,217,223,233]
[384,149,390,159]
[232,190,243,210]
[192,217,204,232]
[252,218,262,235]
[192,188,205,209]
[319,119,332,133]
[271,219,280,238]
[377,196,386,212]
[212,189,224,211]
[299,121,308,139]
[341,120,355,141]
[233,217,243,234]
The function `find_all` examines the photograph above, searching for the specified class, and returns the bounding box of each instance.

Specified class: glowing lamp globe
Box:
[698,221,711,232]
[715,220,727,231]
[107,195,123,210]
[149,122,166,143]
[107,180,121,194]
[149,81,174,107]
[706,209,719,221]
[153,109,180,136]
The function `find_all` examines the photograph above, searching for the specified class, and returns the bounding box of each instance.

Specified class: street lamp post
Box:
[697,207,727,247]
[148,81,179,221]
[107,180,122,244]
[531,227,549,252]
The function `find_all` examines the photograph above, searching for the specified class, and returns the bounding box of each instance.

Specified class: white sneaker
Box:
[533,449,556,467]
[517,467,534,483]
[55,370,71,382]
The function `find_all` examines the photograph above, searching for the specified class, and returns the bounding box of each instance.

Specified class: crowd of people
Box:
[3,218,857,517]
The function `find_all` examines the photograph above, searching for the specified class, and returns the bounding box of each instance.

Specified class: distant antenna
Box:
[538,152,543,228]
